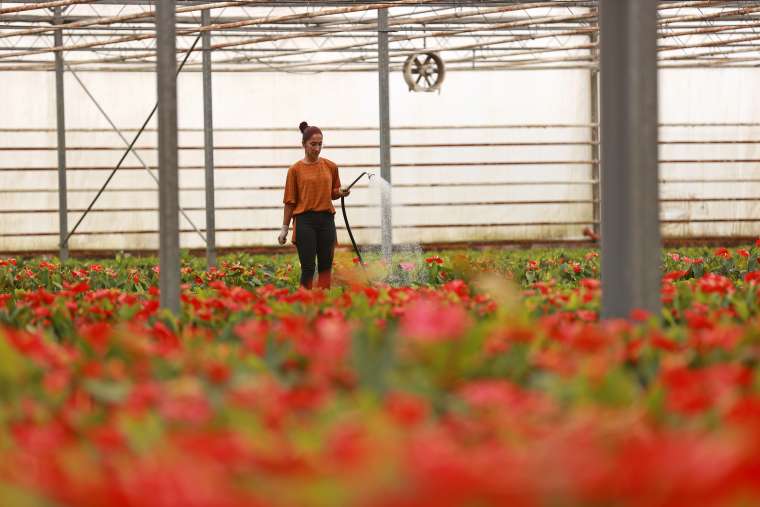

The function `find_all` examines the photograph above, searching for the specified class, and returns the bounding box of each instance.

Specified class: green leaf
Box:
[84,379,130,405]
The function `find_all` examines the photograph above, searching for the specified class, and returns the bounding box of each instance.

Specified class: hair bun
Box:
[299,121,309,133]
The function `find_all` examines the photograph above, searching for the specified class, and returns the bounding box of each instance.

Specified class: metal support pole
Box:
[378,7,392,262]
[156,0,180,314]
[54,7,68,262]
[599,0,661,319]
[589,31,600,238]
[202,8,217,268]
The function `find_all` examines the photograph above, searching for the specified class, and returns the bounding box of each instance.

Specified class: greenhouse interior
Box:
[2,1,760,506]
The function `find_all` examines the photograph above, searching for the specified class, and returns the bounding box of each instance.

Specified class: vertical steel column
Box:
[599,0,661,319]
[589,31,600,238]
[156,0,180,314]
[201,9,217,268]
[54,7,69,262]
[378,7,392,262]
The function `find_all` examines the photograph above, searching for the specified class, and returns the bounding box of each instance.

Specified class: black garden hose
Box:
[341,195,364,269]
[340,171,373,280]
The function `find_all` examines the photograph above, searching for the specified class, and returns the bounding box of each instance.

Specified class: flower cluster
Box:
[0,246,758,506]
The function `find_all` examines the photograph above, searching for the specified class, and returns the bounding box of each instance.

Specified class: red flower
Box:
[151,321,181,355]
[385,392,428,427]
[326,422,368,469]
[399,298,470,343]
[697,273,733,295]
[425,256,444,265]
[235,319,269,356]
[690,327,743,352]
[684,308,714,330]
[714,247,732,259]
[65,281,90,294]
[90,423,125,452]
[660,283,675,304]
[738,248,750,258]
[727,396,760,426]
[662,364,751,415]
[661,367,712,414]
[206,361,231,384]
[581,278,600,290]
[160,393,212,424]
[651,333,682,352]
[630,308,651,321]
[78,322,112,355]
[312,314,352,367]
[458,379,553,416]
[663,270,688,282]
[443,279,470,299]
[33,307,50,319]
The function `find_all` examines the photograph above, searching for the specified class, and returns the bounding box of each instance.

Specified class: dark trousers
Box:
[295,211,336,288]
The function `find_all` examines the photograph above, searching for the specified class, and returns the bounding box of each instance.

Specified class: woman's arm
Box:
[330,164,349,199]
[282,204,295,227]
[278,204,295,245]
[280,166,298,244]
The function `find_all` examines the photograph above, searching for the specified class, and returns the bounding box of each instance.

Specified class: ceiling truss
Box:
[1,1,760,72]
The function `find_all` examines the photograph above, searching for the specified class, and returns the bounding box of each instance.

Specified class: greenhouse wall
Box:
[2,67,758,252]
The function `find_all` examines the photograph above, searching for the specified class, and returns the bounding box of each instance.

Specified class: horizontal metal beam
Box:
[0,0,596,5]
[8,217,760,240]
[10,196,760,214]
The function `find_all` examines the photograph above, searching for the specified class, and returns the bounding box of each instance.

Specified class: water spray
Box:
[341,172,374,278]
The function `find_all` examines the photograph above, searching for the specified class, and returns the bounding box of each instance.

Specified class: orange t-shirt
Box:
[283,158,342,244]
[283,158,342,215]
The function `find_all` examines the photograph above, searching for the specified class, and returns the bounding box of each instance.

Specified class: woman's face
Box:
[303,133,323,160]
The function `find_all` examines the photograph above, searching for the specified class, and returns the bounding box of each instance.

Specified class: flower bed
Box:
[0,245,760,506]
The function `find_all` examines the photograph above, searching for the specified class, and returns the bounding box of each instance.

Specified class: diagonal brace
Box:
[62,34,203,249]
[66,64,207,244]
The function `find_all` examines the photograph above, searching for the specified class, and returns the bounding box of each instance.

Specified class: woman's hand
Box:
[277,224,289,245]
[339,187,350,197]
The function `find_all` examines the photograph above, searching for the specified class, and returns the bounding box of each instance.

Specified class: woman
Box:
[278,121,349,289]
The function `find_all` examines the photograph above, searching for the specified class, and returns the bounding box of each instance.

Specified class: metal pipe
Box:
[0,0,94,15]
[0,0,437,61]
[0,140,603,151]
[54,6,69,262]
[0,1,263,41]
[0,180,600,193]
[0,200,596,214]
[19,156,760,173]
[0,123,603,132]
[157,0,180,314]
[589,29,600,239]
[18,196,760,215]
[7,2,760,71]
[378,6,392,263]
[202,8,217,269]
[599,0,660,319]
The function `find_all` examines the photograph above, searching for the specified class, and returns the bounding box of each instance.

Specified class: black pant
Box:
[295,211,336,286]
